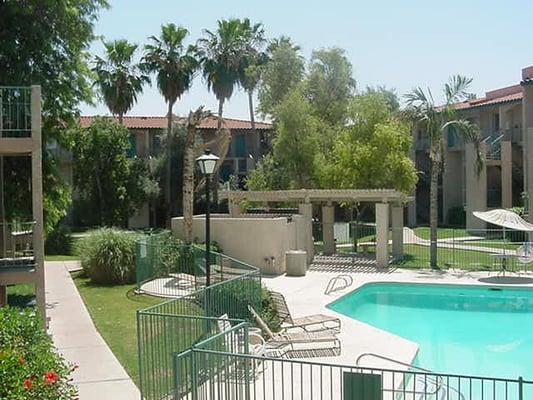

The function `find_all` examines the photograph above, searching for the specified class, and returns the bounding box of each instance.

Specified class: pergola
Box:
[220,189,413,268]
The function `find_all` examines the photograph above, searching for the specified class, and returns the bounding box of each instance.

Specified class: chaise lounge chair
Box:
[248,306,341,358]
[270,291,341,333]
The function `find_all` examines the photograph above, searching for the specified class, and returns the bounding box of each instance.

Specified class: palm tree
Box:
[406,75,482,268]
[93,39,149,124]
[183,107,211,243]
[142,24,198,221]
[239,20,268,153]
[198,18,248,129]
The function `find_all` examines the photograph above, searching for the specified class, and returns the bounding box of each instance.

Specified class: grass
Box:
[7,284,35,307]
[72,272,164,384]
[45,254,79,261]
[413,227,468,240]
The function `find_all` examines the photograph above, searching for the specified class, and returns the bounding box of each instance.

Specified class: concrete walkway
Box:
[45,261,139,400]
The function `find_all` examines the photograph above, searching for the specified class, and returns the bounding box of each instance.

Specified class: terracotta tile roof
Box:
[450,85,523,111]
[79,115,272,130]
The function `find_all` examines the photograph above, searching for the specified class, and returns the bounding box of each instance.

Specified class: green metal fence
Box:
[173,348,533,400]
[137,249,262,400]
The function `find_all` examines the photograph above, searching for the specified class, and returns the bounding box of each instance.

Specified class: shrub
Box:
[447,206,466,227]
[44,224,72,255]
[0,307,77,399]
[75,228,140,284]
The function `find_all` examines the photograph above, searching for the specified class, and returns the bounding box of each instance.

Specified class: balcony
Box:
[0,221,36,270]
[483,133,504,160]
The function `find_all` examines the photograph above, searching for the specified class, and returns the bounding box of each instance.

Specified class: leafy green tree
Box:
[405,75,482,268]
[321,92,417,193]
[143,24,198,221]
[71,118,158,227]
[0,0,108,232]
[364,85,400,112]
[198,18,248,129]
[249,89,320,189]
[305,47,356,125]
[258,36,305,116]
[93,39,149,124]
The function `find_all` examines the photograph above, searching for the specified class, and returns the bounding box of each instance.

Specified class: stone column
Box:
[465,142,487,231]
[228,198,242,217]
[375,203,389,268]
[298,202,314,263]
[322,203,335,255]
[31,85,46,323]
[501,140,513,208]
[391,204,404,258]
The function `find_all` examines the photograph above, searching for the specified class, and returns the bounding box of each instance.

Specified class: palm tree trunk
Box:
[183,117,195,244]
[429,158,440,268]
[217,99,224,130]
[165,101,174,226]
[118,113,124,125]
[248,90,263,156]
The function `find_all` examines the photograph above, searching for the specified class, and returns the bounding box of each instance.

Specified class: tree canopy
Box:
[71,118,158,227]
[0,0,108,232]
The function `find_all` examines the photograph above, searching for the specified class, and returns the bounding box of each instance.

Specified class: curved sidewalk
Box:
[45,261,139,400]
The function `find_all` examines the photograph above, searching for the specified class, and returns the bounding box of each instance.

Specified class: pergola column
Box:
[228,198,242,217]
[375,203,389,268]
[322,203,335,255]
[391,204,404,258]
[298,202,314,263]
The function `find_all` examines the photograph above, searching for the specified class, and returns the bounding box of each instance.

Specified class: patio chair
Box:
[270,291,341,333]
[248,306,341,358]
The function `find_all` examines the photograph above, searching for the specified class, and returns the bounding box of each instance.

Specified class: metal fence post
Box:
[191,350,198,400]
[519,376,523,400]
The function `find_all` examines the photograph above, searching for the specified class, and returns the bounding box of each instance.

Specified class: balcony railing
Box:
[0,221,36,270]
[483,133,504,160]
[0,87,32,138]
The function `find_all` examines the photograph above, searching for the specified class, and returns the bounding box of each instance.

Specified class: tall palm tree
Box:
[239,20,268,153]
[93,39,149,124]
[406,75,482,268]
[142,24,198,222]
[198,18,248,129]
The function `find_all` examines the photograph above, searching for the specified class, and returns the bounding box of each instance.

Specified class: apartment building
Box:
[412,66,533,229]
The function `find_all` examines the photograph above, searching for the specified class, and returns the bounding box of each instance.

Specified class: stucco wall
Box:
[171,214,306,275]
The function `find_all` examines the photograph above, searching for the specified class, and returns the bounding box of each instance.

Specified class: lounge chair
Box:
[248,306,341,358]
[270,291,341,333]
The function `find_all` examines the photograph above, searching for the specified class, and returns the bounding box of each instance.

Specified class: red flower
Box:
[43,371,59,385]
[23,379,32,390]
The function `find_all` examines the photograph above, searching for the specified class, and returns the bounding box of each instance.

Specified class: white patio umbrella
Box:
[473,209,533,232]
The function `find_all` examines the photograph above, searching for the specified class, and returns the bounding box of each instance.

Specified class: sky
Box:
[81,0,533,120]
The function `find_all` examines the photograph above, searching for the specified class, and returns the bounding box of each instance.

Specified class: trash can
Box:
[285,250,307,276]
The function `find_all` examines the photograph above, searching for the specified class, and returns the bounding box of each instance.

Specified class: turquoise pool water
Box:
[327,282,533,380]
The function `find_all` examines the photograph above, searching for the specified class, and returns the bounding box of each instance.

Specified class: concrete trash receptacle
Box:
[285,250,307,276]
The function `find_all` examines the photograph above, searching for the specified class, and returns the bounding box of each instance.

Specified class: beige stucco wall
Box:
[171,214,307,275]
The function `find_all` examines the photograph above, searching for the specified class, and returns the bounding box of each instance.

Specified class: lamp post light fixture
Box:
[196,149,219,286]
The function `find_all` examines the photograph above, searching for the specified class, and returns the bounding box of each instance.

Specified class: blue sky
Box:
[81,0,533,120]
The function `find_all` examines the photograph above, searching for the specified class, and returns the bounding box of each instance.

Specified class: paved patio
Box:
[45,261,139,400]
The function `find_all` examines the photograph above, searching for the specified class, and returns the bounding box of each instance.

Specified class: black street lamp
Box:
[196,149,219,286]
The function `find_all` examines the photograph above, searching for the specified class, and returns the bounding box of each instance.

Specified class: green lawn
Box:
[7,284,35,307]
[45,255,80,262]
[72,272,164,384]
[413,227,468,240]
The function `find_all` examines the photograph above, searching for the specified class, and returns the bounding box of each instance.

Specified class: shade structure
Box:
[473,209,533,231]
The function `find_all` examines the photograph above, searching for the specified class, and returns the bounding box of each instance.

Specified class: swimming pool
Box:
[327,282,533,380]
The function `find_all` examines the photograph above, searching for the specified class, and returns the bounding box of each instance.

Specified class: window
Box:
[447,125,457,148]
[127,134,137,158]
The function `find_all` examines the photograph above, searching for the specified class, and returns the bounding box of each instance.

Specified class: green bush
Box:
[44,224,72,255]
[0,307,77,399]
[447,206,466,227]
[75,228,140,284]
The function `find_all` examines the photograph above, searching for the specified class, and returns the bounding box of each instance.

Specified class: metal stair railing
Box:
[356,352,466,400]
[324,274,353,295]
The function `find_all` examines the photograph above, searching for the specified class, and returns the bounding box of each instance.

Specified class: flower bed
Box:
[0,307,77,399]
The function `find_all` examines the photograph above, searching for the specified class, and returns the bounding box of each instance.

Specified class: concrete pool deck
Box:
[262,258,533,371]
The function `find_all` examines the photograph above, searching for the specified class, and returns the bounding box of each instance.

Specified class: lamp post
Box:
[196,149,219,286]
